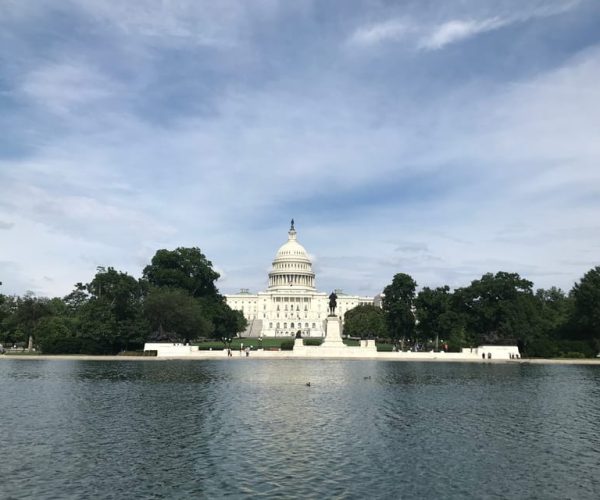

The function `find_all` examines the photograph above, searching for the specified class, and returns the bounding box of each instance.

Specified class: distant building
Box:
[225,221,379,337]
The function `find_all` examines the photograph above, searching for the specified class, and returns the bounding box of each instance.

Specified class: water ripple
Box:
[1,359,599,499]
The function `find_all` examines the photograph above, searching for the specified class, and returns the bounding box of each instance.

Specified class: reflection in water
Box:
[1,359,599,499]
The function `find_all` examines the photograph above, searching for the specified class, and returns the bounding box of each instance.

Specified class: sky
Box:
[1,0,600,298]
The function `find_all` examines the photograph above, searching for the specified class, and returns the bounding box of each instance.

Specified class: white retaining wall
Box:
[144,342,520,361]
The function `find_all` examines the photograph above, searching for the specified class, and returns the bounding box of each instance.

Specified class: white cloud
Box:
[348,19,414,46]
[349,0,582,50]
[21,62,121,116]
[418,17,506,50]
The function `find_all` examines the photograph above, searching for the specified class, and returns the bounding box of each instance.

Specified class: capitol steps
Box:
[243,319,263,338]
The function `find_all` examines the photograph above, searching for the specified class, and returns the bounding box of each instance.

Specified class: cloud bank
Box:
[0,0,599,299]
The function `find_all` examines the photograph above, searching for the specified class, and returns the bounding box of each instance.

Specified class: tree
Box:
[9,292,53,350]
[35,316,80,354]
[144,287,213,342]
[454,272,541,349]
[199,297,247,340]
[415,286,458,350]
[143,248,220,298]
[382,273,417,347]
[571,266,600,344]
[343,304,386,339]
[73,267,147,353]
[63,283,90,314]
[86,267,144,321]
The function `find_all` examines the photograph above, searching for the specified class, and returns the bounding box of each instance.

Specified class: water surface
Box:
[2,359,599,499]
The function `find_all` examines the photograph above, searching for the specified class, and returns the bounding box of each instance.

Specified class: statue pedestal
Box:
[321,315,344,347]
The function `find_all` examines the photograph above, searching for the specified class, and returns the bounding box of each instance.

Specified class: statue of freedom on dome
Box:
[328,291,338,315]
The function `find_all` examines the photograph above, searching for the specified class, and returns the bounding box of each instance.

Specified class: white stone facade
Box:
[225,222,376,338]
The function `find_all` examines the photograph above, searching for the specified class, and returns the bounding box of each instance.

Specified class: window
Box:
[269,323,273,328]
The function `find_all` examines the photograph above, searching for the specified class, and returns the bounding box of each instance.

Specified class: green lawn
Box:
[194,337,394,351]
[195,337,294,350]
[3,351,41,356]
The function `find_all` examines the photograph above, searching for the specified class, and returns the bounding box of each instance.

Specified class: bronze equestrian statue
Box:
[328,291,337,315]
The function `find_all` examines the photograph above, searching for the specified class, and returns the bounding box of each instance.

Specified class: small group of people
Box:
[225,347,250,357]
[228,344,250,357]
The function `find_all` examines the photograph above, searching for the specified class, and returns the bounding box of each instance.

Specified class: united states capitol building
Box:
[225,221,379,338]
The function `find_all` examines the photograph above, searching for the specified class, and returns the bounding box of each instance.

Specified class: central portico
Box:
[225,221,376,338]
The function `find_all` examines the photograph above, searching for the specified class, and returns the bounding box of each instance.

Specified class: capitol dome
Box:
[268,220,316,290]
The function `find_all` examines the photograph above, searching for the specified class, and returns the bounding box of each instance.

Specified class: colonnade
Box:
[269,273,315,288]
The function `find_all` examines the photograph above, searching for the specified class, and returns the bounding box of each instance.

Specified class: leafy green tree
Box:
[0,295,18,344]
[382,273,417,347]
[142,247,244,340]
[454,272,541,349]
[0,284,9,343]
[144,287,213,342]
[521,287,573,356]
[200,298,247,340]
[571,266,600,345]
[415,286,452,349]
[536,287,571,334]
[343,304,386,339]
[0,281,5,323]
[77,299,119,354]
[72,267,147,353]
[87,267,144,320]
[35,316,80,354]
[143,248,220,298]
[63,283,90,314]
[5,292,54,349]
[413,286,469,351]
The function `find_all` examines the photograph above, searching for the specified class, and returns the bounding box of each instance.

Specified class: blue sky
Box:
[1,0,600,298]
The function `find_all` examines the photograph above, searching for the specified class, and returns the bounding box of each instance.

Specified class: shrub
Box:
[40,337,82,354]
[557,340,595,358]
[561,351,586,359]
[280,340,294,351]
[303,338,322,346]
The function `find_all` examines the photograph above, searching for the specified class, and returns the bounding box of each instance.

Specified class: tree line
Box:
[0,248,246,354]
[1,246,599,357]
[343,267,600,358]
